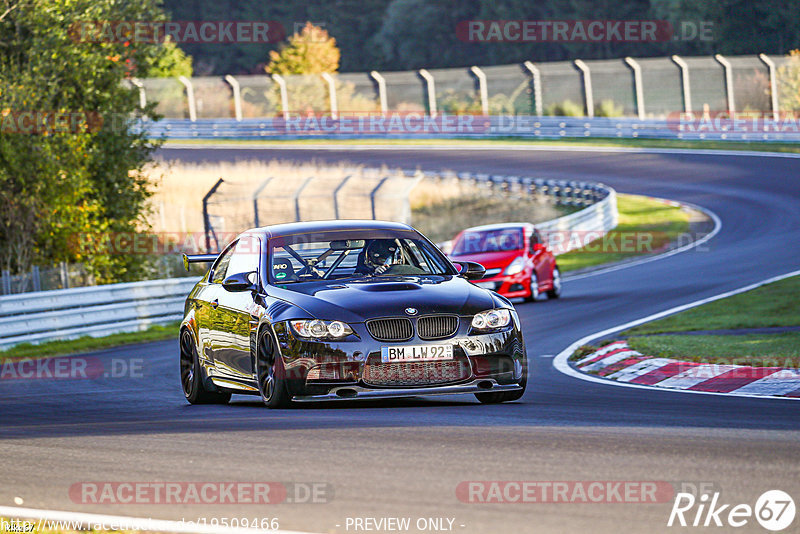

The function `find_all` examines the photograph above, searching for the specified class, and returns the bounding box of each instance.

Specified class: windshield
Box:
[268,229,454,283]
[451,227,524,256]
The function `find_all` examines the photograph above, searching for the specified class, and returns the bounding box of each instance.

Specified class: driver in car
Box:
[356,239,399,275]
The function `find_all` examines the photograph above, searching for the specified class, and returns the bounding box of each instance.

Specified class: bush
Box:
[266,23,336,114]
[545,99,584,117]
[777,50,800,112]
[595,99,624,118]
[438,89,482,114]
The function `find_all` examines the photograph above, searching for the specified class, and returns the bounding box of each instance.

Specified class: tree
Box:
[683,0,800,56]
[777,50,800,112]
[265,23,343,114]
[0,0,192,283]
[266,22,340,75]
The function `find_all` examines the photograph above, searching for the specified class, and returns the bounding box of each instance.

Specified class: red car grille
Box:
[363,354,471,387]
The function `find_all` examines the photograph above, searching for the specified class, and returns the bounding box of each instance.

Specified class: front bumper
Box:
[272,315,527,398]
[474,272,532,299]
[293,378,522,402]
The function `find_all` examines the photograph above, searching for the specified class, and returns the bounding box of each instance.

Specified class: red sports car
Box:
[449,223,561,301]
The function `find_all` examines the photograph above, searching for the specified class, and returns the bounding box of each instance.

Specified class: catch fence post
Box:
[574,60,594,117]
[203,178,225,253]
[224,75,243,121]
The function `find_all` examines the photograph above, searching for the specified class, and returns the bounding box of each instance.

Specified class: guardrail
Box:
[0,175,616,351]
[0,278,198,350]
[146,116,800,142]
[431,172,616,254]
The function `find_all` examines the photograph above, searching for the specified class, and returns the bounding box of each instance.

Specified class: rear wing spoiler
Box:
[182,253,218,272]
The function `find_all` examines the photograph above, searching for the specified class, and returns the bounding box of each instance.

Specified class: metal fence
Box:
[0,263,91,296]
[202,166,615,255]
[135,53,799,121]
[1,256,192,297]
[430,173,616,253]
[202,169,425,253]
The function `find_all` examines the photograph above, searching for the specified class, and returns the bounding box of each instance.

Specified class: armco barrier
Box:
[433,172,616,254]
[144,116,800,142]
[0,176,616,350]
[0,278,198,350]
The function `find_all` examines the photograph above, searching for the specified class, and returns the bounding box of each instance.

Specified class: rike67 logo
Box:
[668,490,795,531]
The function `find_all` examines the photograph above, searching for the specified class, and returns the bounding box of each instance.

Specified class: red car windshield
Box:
[451,228,524,256]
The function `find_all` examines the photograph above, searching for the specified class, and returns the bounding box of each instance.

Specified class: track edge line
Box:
[552,269,800,401]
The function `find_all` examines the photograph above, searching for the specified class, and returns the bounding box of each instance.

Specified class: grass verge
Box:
[626,333,800,368]
[627,275,800,334]
[621,275,800,368]
[0,322,179,362]
[164,136,800,154]
[557,194,691,273]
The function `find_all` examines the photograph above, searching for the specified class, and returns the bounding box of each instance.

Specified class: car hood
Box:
[268,275,498,323]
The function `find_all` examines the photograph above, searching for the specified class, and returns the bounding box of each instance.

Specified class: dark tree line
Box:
[163,0,800,75]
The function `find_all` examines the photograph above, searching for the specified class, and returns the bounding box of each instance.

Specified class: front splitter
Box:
[292,379,522,402]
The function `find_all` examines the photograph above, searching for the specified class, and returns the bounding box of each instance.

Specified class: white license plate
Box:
[381,344,454,363]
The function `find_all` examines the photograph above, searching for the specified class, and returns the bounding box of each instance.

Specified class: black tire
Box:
[256,330,293,408]
[547,266,562,299]
[180,329,231,405]
[524,271,539,302]
[475,373,527,404]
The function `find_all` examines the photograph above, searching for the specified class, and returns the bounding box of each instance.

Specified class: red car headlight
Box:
[503,256,525,276]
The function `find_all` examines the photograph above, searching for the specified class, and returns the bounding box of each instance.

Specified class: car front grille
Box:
[366,315,460,341]
[417,315,459,340]
[363,353,471,387]
[366,318,413,342]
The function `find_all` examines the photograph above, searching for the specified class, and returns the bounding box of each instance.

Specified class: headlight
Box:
[503,256,524,275]
[290,319,354,340]
[471,309,512,331]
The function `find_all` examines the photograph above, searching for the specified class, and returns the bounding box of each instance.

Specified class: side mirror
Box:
[455,261,486,281]
[222,271,258,292]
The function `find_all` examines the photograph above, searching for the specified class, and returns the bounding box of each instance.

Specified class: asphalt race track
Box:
[2,146,799,534]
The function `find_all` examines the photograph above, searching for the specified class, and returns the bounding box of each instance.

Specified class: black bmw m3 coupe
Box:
[180,220,528,408]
